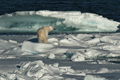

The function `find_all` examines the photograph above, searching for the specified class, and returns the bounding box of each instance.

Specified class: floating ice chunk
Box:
[102,45,120,50]
[71,52,85,62]
[48,38,59,46]
[0,39,19,54]
[59,38,80,46]
[48,53,55,59]
[7,74,16,80]
[100,36,120,45]
[84,49,109,58]
[21,52,33,55]
[0,39,8,43]
[40,75,63,80]
[86,38,100,45]
[50,48,68,54]
[76,34,93,40]
[65,35,80,41]
[0,73,34,80]
[52,63,59,67]
[53,42,59,46]
[97,68,109,73]
[59,66,74,73]
[107,52,120,57]
[84,75,108,80]
[65,78,77,80]
[9,40,17,44]
[21,41,54,53]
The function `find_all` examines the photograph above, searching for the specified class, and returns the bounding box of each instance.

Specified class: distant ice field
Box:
[0,10,119,34]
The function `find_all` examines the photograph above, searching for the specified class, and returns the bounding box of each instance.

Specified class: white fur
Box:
[49,26,53,30]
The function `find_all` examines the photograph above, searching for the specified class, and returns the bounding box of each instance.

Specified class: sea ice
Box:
[84,75,108,80]
[0,10,119,33]
[1,33,120,79]
[0,60,82,80]
[21,41,54,53]
[1,33,120,61]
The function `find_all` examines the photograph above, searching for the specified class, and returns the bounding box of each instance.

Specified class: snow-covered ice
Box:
[1,33,120,60]
[1,33,120,80]
[0,60,80,80]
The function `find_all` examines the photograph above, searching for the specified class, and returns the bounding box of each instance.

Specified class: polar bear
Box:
[37,26,55,43]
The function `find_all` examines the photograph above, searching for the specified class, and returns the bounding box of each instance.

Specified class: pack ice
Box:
[0,60,85,80]
[1,33,120,61]
[1,33,120,80]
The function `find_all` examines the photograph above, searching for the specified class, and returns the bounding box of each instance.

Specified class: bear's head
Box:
[42,26,56,32]
[49,26,56,31]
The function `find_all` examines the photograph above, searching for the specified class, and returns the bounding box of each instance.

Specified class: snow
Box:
[1,33,120,79]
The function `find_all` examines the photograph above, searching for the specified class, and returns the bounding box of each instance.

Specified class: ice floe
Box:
[1,33,120,61]
[0,60,84,80]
